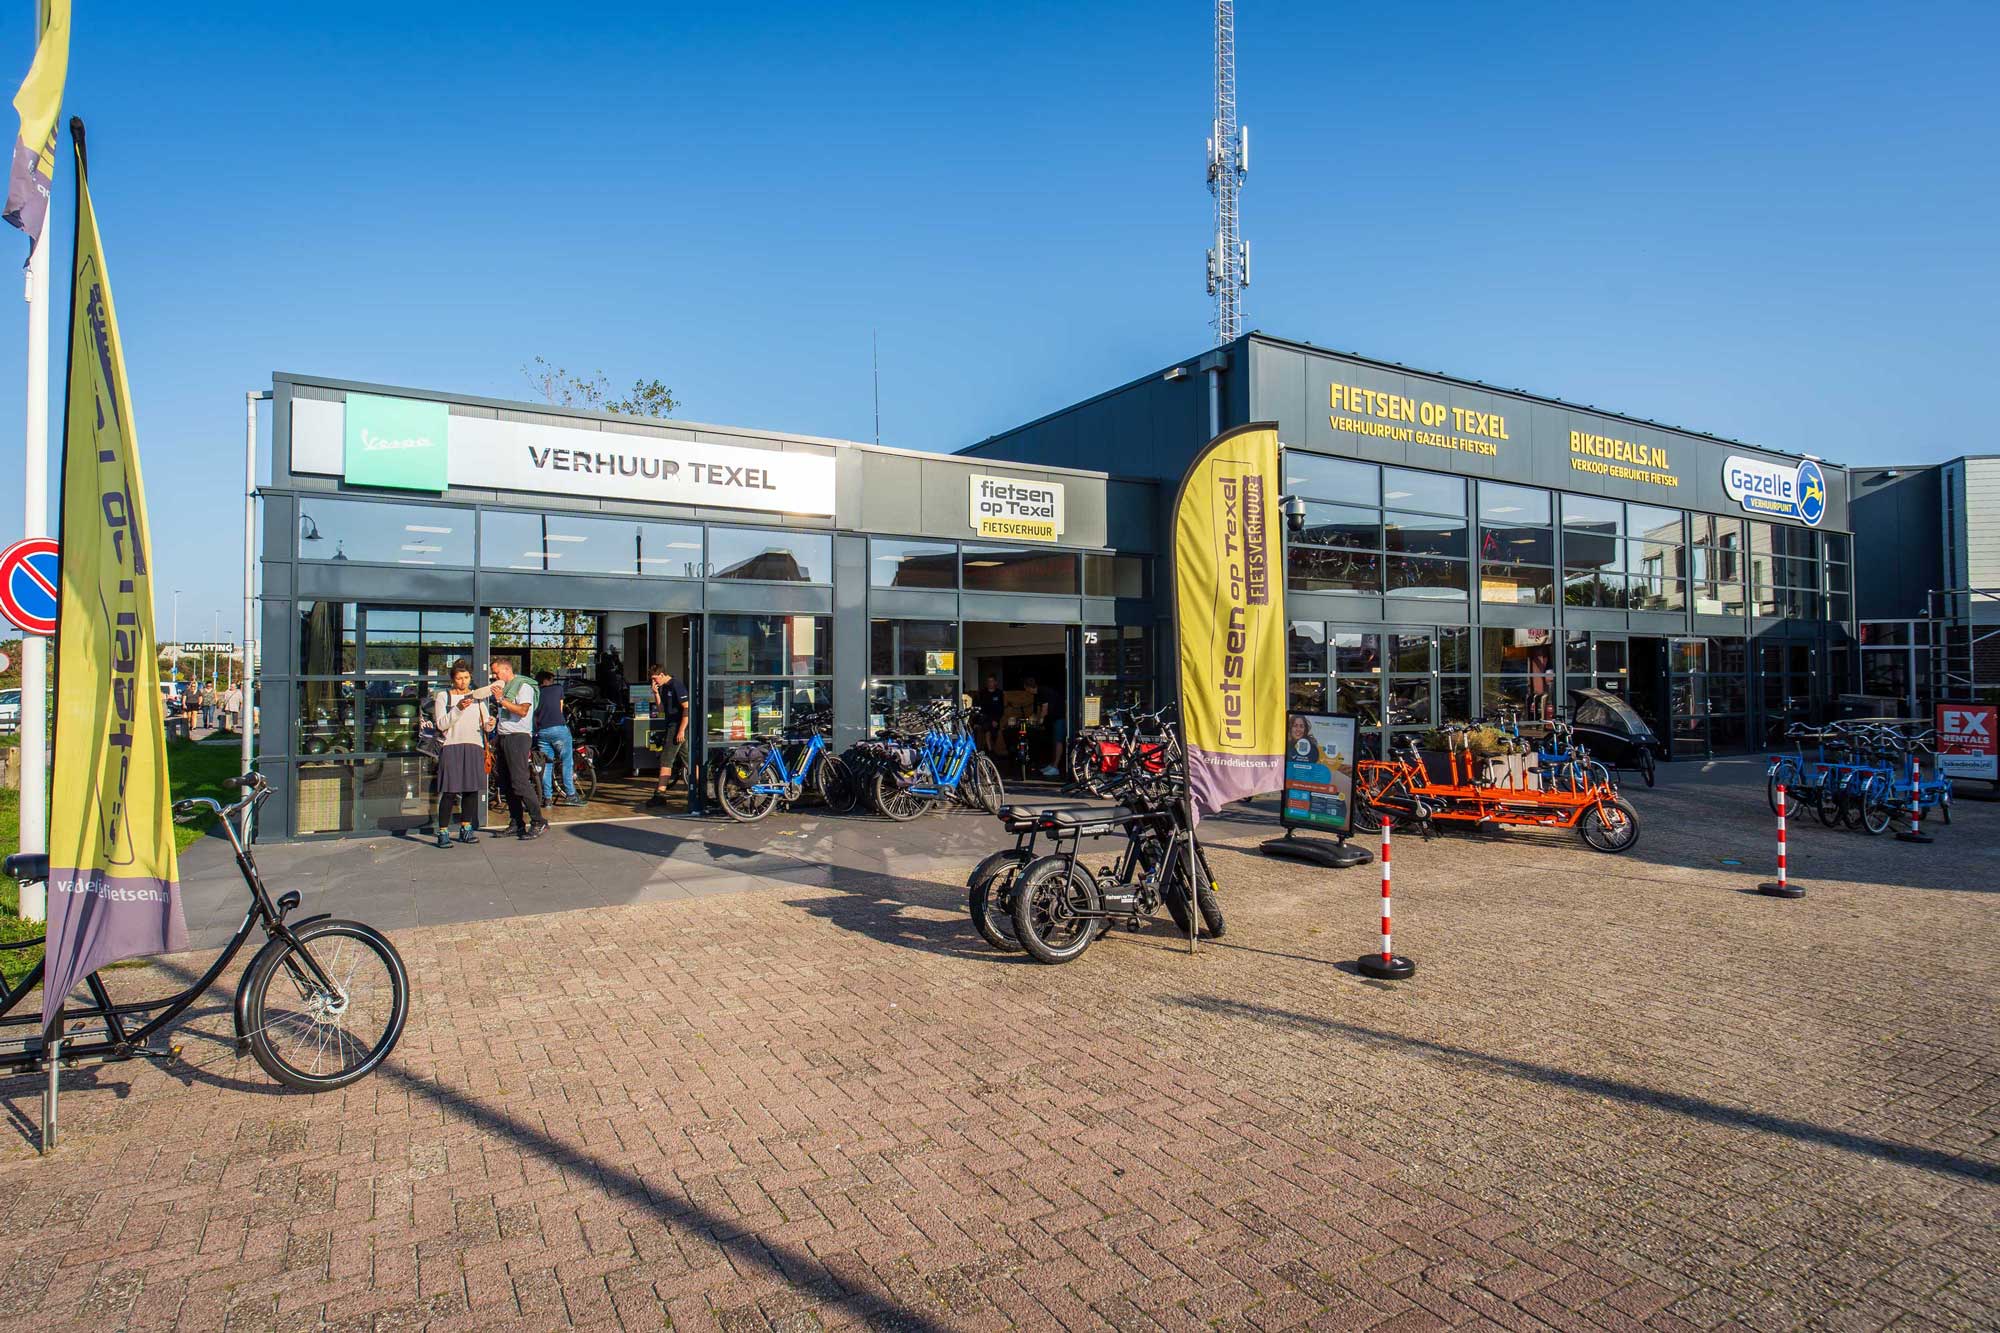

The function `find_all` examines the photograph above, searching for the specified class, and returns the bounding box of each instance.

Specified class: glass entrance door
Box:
[1669,637,1710,757]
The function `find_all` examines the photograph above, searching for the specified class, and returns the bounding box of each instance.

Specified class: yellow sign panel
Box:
[974,514,1058,541]
[1328,382,1506,458]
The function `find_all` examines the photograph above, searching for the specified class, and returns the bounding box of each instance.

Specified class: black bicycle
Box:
[0,772,410,1091]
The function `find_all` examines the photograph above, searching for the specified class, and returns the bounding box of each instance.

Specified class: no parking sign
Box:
[0,537,59,636]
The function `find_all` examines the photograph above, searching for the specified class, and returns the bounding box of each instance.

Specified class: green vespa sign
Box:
[343,393,449,491]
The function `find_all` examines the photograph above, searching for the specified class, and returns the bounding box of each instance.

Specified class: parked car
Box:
[0,688,19,730]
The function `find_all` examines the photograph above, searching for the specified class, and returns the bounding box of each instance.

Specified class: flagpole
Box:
[17,166,51,925]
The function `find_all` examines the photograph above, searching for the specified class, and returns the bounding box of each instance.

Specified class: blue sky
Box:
[0,1,1992,638]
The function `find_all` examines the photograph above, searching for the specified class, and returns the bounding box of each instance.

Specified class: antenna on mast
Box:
[1205,0,1248,345]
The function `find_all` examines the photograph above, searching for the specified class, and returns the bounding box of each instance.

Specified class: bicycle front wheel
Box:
[816,754,860,813]
[573,753,598,805]
[245,919,409,1092]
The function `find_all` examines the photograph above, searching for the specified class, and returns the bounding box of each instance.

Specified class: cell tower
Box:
[1206,0,1249,344]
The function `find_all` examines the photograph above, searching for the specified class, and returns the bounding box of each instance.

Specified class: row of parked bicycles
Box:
[713,699,1006,822]
[1766,720,1952,834]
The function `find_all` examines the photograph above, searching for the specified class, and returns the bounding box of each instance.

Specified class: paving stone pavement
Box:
[0,759,1993,1332]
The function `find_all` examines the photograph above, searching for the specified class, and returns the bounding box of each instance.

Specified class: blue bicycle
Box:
[716,711,857,822]
[872,701,1004,820]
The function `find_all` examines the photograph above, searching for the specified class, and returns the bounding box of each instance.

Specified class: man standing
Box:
[974,672,1006,755]
[647,662,689,809]
[489,658,545,838]
[221,681,241,733]
[534,670,580,807]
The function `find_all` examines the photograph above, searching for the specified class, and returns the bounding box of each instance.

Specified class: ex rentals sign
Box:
[1935,702,1998,782]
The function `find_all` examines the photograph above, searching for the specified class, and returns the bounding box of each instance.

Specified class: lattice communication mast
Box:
[1206,0,1249,344]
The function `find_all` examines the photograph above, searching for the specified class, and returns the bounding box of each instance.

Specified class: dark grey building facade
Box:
[965,333,1857,759]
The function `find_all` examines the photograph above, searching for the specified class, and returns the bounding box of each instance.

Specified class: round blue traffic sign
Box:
[0,537,59,635]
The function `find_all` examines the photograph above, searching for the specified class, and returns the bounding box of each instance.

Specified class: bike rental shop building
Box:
[962,332,1856,763]
[258,372,1162,839]
[258,337,1853,841]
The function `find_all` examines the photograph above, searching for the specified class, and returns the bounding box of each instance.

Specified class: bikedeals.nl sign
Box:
[1723,454,1827,527]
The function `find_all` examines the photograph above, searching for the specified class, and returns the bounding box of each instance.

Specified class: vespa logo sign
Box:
[1936,702,1998,781]
[343,394,449,492]
[1723,455,1826,527]
[970,474,1064,543]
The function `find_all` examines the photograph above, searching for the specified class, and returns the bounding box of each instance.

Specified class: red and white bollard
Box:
[1358,814,1417,978]
[1758,782,1805,898]
[1896,752,1934,844]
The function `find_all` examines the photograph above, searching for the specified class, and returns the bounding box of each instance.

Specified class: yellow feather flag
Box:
[1172,422,1287,820]
[44,119,186,1027]
[5,0,69,242]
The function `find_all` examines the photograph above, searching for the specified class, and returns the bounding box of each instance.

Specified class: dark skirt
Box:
[437,742,485,794]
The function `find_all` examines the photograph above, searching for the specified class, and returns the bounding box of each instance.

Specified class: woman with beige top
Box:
[431,658,495,848]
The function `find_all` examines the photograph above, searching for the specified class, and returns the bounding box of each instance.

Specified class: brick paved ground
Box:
[0,760,1993,1332]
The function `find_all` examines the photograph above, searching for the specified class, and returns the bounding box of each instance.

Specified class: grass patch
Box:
[0,740,252,989]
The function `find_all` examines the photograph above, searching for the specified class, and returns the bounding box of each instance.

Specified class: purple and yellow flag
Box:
[1173,422,1287,821]
[45,120,186,1027]
[4,1,68,244]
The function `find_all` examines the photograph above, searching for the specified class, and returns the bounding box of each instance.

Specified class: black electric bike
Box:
[0,772,410,1092]
[990,763,1225,964]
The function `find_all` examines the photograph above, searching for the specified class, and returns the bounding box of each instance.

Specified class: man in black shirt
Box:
[647,662,689,808]
[974,673,1006,754]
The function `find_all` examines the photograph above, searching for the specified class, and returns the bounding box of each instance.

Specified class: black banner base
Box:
[1260,833,1371,868]
[1757,880,1806,899]
[1357,953,1416,979]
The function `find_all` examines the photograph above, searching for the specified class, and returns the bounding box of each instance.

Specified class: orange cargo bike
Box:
[1350,723,1641,853]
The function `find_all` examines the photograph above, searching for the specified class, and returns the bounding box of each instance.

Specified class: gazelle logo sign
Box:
[343,393,449,492]
[1935,702,1997,781]
[1723,454,1826,527]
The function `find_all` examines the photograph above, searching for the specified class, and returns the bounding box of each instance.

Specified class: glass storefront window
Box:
[868,679,961,732]
[297,499,474,566]
[360,607,474,676]
[296,681,358,756]
[1382,468,1464,515]
[870,538,958,590]
[1383,512,1469,559]
[489,608,601,678]
[869,619,956,678]
[1331,632,1381,675]
[1286,546,1380,593]
[707,679,832,742]
[1387,677,1432,729]
[1437,627,1470,674]
[1335,678,1381,725]
[1388,631,1432,673]
[1289,677,1328,713]
[1387,555,1468,599]
[478,510,703,576]
[1479,482,1551,526]
[961,545,1079,594]
[708,614,832,678]
[1298,503,1380,550]
[298,601,356,675]
[706,527,831,583]
[1285,453,1377,504]
[1083,553,1147,598]
[1287,621,1327,674]
[1084,624,1152,721]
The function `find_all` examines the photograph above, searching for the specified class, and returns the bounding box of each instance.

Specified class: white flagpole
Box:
[18,181,51,924]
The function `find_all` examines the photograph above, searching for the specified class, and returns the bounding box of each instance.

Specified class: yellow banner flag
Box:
[4,0,69,241]
[45,119,186,1025]
[1173,422,1286,820]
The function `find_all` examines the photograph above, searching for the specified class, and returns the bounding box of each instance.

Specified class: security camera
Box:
[1279,493,1306,536]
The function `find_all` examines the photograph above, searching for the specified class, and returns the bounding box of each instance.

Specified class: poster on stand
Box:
[1935,702,1997,781]
[1280,713,1358,835]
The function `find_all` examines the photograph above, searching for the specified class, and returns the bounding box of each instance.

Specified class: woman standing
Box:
[431,658,493,848]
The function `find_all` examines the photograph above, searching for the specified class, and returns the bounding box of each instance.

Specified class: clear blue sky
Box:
[0,1,1992,640]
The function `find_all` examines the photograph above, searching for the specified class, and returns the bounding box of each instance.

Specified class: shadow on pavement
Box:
[1170,993,1996,1184]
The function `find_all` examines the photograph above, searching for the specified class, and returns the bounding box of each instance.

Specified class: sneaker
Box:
[457,826,479,845]
[646,792,667,808]
[520,822,546,840]
[435,829,452,849]
[1040,765,1060,778]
